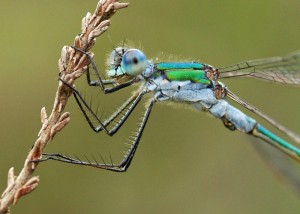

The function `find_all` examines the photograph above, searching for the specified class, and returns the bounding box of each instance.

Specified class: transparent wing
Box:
[251,138,300,196]
[218,50,300,84]
[226,88,300,145]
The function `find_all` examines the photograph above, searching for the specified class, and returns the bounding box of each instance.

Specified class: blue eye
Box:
[121,49,147,76]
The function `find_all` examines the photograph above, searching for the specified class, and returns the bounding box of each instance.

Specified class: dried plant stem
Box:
[0,1,128,213]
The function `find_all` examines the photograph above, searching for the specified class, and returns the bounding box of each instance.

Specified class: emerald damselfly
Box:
[41,46,300,172]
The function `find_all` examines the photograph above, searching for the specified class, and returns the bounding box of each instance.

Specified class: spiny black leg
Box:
[41,98,155,172]
[72,45,105,90]
[86,65,136,93]
[60,77,146,135]
[106,91,143,135]
[86,65,116,86]
[59,78,109,134]
[103,78,137,94]
[118,99,155,171]
[73,84,145,135]
[72,45,136,93]
[38,153,116,170]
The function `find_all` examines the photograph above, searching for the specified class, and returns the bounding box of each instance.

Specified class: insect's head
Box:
[107,47,147,78]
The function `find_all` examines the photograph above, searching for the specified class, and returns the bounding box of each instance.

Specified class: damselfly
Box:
[41,46,300,172]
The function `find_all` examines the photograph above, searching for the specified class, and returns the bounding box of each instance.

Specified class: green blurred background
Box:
[0,0,300,213]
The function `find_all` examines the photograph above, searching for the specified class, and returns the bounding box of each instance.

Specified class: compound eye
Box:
[121,49,147,76]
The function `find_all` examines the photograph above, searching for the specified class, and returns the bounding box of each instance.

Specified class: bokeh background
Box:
[0,0,300,213]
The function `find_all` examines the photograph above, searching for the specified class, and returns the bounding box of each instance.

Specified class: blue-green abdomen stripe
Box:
[256,124,300,156]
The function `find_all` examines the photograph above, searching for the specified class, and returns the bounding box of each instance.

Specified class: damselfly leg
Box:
[40,47,155,171]
[40,97,155,172]
[60,77,146,135]
[72,46,138,93]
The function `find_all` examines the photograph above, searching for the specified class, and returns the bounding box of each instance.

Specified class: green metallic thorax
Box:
[165,70,211,84]
[155,62,211,84]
